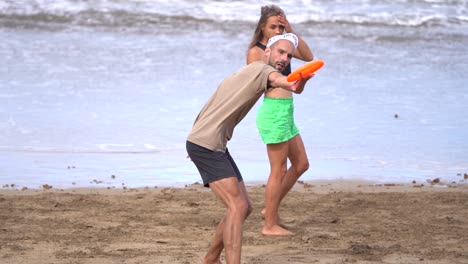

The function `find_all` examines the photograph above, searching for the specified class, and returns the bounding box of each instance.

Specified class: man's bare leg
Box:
[202,216,225,264]
[204,177,252,264]
[262,142,295,236]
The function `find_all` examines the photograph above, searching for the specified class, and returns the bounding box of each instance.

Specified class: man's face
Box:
[266,40,294,72]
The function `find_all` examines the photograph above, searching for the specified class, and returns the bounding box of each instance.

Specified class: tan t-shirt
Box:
[187,61,277,152]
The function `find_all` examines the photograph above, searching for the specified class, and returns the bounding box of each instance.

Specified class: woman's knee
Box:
[280,163,288,175]
[294,158,309,175]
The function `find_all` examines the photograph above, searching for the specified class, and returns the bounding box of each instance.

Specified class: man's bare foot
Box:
[262,224,295,236]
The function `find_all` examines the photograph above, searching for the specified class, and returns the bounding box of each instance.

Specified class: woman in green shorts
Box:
[247,5,315,236]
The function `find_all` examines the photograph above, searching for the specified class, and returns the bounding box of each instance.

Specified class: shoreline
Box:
[1,178,466,194]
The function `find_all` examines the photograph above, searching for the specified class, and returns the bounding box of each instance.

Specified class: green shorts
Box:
[256,97,299,144]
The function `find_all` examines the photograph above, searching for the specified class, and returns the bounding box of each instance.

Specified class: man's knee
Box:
[229,197,251,218]
[239,199,252,218]
[246,203,253,217]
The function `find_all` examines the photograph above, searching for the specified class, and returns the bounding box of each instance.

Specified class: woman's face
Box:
[262,15,285,41]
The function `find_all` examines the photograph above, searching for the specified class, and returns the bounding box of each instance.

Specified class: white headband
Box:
[266,33,298,48]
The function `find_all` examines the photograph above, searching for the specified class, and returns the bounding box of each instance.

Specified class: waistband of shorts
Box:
[263,97,293,102]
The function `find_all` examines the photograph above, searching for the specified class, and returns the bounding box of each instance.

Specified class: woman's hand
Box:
[278,14,293,33]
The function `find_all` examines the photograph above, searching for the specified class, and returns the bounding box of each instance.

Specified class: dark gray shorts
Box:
[186,141,243,187]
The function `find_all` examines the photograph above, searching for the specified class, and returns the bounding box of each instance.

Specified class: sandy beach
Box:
[1,180,467,264]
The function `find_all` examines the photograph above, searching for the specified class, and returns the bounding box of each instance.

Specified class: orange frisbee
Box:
[287,60,325,82]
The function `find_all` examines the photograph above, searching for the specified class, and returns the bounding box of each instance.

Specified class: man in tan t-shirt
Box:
[186,33,313,264]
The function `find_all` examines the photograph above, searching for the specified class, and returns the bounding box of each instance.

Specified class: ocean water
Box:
[1,0,467,188]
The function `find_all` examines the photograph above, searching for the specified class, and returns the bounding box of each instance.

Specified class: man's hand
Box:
[292,72,314,94]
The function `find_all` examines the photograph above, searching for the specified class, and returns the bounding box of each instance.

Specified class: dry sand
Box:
[1,180,467,264]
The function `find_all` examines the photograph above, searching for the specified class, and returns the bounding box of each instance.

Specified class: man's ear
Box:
[265,47,271,57]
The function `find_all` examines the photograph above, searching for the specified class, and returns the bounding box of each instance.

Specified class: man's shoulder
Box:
[248,60,266,67]
[228,62,277,81]
[245,61,276,73]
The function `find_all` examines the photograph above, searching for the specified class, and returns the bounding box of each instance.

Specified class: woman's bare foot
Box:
[202,259,222,264]
[202,255,222,264]
[262,224,295,236]
[261,208,279,221]
[262,208,291,229]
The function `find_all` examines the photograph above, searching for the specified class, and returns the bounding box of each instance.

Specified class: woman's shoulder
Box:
[247,46,265,64]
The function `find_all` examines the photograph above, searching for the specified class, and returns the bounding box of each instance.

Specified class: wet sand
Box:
[1,180,467,264]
